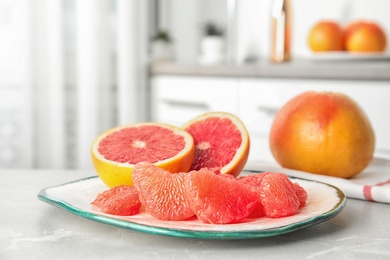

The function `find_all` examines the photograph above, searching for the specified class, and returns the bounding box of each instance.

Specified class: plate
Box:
[306,51,390,61]
[37,174,346,240]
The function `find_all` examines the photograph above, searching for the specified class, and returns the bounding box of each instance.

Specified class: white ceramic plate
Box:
[38,174,346,239]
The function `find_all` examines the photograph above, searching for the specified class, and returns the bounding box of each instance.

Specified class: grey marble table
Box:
[1,169,390,260]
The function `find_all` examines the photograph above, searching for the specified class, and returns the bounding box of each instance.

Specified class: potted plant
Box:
[151,30,173,63]
[199,22,226,64]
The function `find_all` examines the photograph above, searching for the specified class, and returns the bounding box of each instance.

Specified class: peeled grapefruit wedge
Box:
[238,173,268,218]
[133,162,195,221]
[185,169,257,224]
[91,123,195,187]
[91,185,141,216]
[182,112,250,177]
[260,173,300,218]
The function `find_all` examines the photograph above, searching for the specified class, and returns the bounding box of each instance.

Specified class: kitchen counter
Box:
[150,60,390,81]
[1,168,390,259]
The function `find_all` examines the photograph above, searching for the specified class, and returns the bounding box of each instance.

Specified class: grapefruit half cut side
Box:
[91,122,195,187]
[182,112,250,177]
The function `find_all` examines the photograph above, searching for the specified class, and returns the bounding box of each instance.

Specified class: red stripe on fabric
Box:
[363,179,390,201]
[363,185,374,201]
[376,179,390,187]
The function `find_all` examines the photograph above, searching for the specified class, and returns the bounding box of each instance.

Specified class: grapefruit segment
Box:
[182,112,250,177]
[132,162,195,221]
[91,185,141,216]
[294,182,308,207]
[91,123,195,187]
[237,173,270,218]
[260,173,300,218]
[184,169,257,224]
[237,172,269,189]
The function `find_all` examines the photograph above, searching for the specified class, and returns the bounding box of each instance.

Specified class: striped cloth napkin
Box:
[245,156,390,204]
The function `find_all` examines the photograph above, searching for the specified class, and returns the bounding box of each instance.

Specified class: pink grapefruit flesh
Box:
[184,169,257,224]
[91,185,141,216]
[182,112,250,177]
[132,162,194,221]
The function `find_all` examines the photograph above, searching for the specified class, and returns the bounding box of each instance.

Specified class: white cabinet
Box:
[150,76,238,126]
[151,75,390,163]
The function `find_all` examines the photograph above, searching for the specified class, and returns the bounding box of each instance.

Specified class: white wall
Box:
[0,0,33,168]
[164,0,390,63]
[236,0,390,62]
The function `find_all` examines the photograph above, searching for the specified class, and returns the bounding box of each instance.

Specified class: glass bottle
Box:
[270,0,292,63]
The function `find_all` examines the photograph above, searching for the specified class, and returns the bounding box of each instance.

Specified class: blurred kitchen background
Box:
[1,0,390,170]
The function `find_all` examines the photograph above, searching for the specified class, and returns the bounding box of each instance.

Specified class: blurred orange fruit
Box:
[344,20,387,52]
[307,21,344,52]
[344,20,366,41]
[269,91,375,179]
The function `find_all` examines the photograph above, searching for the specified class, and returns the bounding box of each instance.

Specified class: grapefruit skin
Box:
[91,123,195,188]
[270,91,375,179]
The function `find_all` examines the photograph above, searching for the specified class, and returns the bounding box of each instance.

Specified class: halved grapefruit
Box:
[91,122,195,187]
[182,112,250,177]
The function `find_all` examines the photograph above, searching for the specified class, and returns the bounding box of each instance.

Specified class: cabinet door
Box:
[237,79,283,162]
[238,78,390,162]
[151,76,238,126]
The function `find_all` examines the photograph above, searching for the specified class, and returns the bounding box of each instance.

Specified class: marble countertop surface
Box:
[1,168,390,260]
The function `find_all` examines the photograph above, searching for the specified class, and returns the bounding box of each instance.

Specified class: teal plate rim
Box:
[37,175,346,240]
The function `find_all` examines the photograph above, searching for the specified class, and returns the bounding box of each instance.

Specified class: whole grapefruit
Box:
[344,20,387,53]
[307,21,344,52]
[269,91,375,179]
